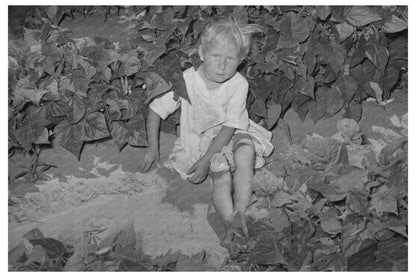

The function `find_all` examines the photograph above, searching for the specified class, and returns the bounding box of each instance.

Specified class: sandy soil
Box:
[8,131,230,268]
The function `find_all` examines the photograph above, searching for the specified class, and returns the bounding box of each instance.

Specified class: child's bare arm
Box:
[187,126,235,183]
[203,126,236,159]
[139,108,161,172]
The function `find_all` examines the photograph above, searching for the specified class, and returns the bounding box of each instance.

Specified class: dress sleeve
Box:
[149,91,180,120]
[222,80,249,131]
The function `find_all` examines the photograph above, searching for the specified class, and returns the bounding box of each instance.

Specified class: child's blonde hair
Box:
[200,17,263,58]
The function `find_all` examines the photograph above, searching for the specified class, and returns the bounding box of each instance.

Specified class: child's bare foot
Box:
[220,225,234,248]
[220,211,250,249]
[232,210,248,237]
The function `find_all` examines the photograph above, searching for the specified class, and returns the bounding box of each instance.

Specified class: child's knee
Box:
[209,170,230,181]
[233,135,255,167]
[233,134,254,153]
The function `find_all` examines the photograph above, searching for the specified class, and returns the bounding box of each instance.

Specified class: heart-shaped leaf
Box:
[144,72,172,104]
[366,43,389,73]
[81,112,110,141]
[15,122,49,151]
[330,41,346,73]
[369,81,384,105]
[175,251,210,271]
[342,219,366,258]
[297,76,315,99]
[137,41,166,66]
[271,191,296,208]
[154,51,189,103]
[308,181,346,202]
[126,114,147,147]
[55,119,84,159]
[110,121,130,150]
[249,98,267,118]
[269,208,291,232]
[383,65,400,93]
[345,101,363,122]
[29,238,66,259]
[68,94,86,124]
[320,207,342,235]
[72,67,90,98]
[350,36,367,68]
[265,100,281,130]
[14,76,49,105]
[107,99,122,121]
[347,189,369,216]
[23,28,42,51]
[291,17,311,43]
[336,118,360,138]
[25,245,49,266]
[46,99,71,119]
[316,6,332,20]
[73,55,97,79]
[383,15,407,33]
[279,14,291,37]
[270,71,293,104]
[58,76,75,93]
[118,51,141,77]
[389,36,407,68]
[278,119,293,145]
[39,78,59,98]
[111,113,147,150]
[370,185,398,216]
[325,87,344,117]
[150,8,175,30]
[249,235,286,266]
[252,168,284,196]
[114,221,136,251]
[345,6,382,27]
[335,74,358,104]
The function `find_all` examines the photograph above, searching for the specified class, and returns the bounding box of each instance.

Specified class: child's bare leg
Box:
[210,170,233,245]
[232,134,255,215]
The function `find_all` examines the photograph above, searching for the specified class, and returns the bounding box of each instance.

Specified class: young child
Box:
[139,17,274,245]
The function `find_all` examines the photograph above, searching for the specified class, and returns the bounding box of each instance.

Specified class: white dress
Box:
[149,67,274,179]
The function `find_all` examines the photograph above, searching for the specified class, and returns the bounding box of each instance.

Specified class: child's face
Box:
[198,38,242,86]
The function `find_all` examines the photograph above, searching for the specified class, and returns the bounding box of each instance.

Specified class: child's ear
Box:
[198,45,204,62]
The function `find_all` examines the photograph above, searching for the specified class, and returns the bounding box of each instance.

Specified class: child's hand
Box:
[186,157,210,184]
[139,148,159,172]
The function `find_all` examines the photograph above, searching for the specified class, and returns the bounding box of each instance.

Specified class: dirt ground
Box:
[8,131,230,267]
[7,7,408,270]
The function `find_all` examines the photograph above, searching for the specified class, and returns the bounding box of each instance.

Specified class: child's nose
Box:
[218,58,227,71]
